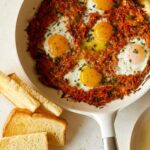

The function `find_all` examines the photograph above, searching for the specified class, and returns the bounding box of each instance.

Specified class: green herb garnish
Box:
[133,49,138,54]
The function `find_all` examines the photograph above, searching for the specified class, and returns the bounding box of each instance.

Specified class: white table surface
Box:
[0,0,150,150]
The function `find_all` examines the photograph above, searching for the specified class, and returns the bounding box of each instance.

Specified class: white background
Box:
[0,0,150,150]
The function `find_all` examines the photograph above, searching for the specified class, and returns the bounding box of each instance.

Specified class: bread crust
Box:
[0,132,49,150]
[9,73,63,116]
[3,108,67,145]
[0,71,40,112]
[2,108,30,137]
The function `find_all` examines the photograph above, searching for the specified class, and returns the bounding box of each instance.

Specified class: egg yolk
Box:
[82,38,107,51]
[48,34,69,57]
[94,22,113,43]
[93,0,114,11]
[128,44,145,65]
[80,66,102,87]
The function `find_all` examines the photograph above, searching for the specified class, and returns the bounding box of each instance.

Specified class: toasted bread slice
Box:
[0,71,40,112]
[0,132,49,150]
[9,73,63,116]
[3,108,67,146]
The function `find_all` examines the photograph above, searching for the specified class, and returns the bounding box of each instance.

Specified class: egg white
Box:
[44,16,74,58]
[64,59,93,91]
[87,0,104,14]
[116,38,150,75]
[83,0,104,24]
[89,17,108,32]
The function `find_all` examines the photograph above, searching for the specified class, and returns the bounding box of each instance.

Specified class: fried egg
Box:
[44,16,74,58]
[83,0,114,23]
[116,38,150,75]
[64,59,102,91]
[82,19,113,52]
[87,0,114,13]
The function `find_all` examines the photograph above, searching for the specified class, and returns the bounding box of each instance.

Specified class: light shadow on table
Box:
[51,110,103,150]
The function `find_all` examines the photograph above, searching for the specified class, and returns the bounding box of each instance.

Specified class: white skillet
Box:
[15,0,150,149]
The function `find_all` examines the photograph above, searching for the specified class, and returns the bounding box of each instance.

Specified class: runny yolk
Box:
[80,66,102,87]
[94,22,113,43]
[48,34,69,57]
[128,44,145,65]
[92,0,114,11]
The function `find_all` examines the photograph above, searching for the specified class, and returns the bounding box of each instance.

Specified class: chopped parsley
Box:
[130,41,135,44]
[93,44,97,48]
[93,97,101,102]
[129,59,132,63]
[79,1,85,5]
[47,32,52,37]
[87,32,94,42]
[125,15,136,21]
[56,22,60,26]
[133,49,139,54]
[55,57,61,62]
[79,63,86,71]
[106,42,112,47]
[74,80,77,83]
[76,83,80,87]
[121,48,125,52]
[137,37,140,41]
[58,12,63,16]
[107,88,116,98]
[101,76,117,85]
[141,42,145,46]
[113,1,121,8]
[93,5,96,8]
[113,26,118,34]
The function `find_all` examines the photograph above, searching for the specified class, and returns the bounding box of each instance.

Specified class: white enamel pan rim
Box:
[15,0,150,114]
[15,0,150,148]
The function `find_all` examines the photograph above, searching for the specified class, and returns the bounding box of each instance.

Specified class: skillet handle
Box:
[93,112,118,150]
[103,137,118,150]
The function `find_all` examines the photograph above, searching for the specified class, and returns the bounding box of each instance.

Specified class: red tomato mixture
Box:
[27,0,150,107]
